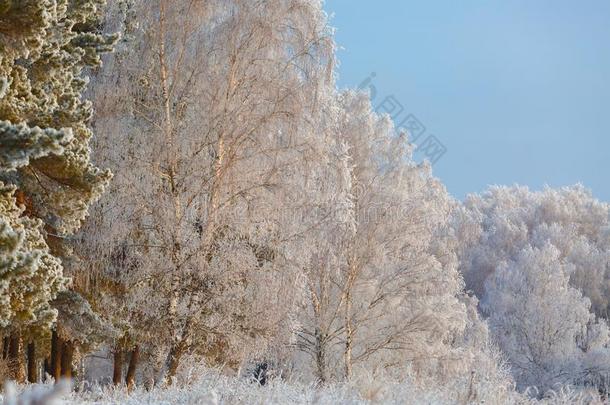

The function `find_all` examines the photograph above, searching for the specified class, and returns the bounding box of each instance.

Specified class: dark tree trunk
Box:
[44,357,50,378]
[27,341,38,383]
[51,330,62,382]
[2,336,9,359]
[126,345,140,390]
[60,340,74,379]
[8,333,26,383]
[113,349,124,385]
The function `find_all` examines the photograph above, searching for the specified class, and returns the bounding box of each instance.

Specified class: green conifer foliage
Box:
[0,0,116,329]
[0,184,66,328]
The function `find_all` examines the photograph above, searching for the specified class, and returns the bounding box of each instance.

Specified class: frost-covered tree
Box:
[0,0,115,382]
[0,0,116,235]
[295,90,469,383]
[0,185,66,382]
[286,92,354,383]
[483,243,610,393]
[456,186,610,307]
[456,185,610,394]
[84,0,335,384]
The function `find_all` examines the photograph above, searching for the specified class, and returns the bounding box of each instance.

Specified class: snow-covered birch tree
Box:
[84,0,335,384]
[295,90,469,383]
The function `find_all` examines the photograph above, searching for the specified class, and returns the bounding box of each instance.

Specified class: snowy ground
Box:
[1,369,603,405]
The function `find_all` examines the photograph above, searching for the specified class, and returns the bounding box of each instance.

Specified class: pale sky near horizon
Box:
[324,1,610,202]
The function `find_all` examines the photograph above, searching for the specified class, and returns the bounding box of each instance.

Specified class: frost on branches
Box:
[293,90,474,383]
[79,0,495,392]
[456,185,610,394]
[0,185,64,329]
[2,0,609,403]
[82,0,338,385]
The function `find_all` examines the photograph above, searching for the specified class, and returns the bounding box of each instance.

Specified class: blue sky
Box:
[324,0,610,201]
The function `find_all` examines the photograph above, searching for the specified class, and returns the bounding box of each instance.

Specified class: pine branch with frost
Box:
[0,121,72,171]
